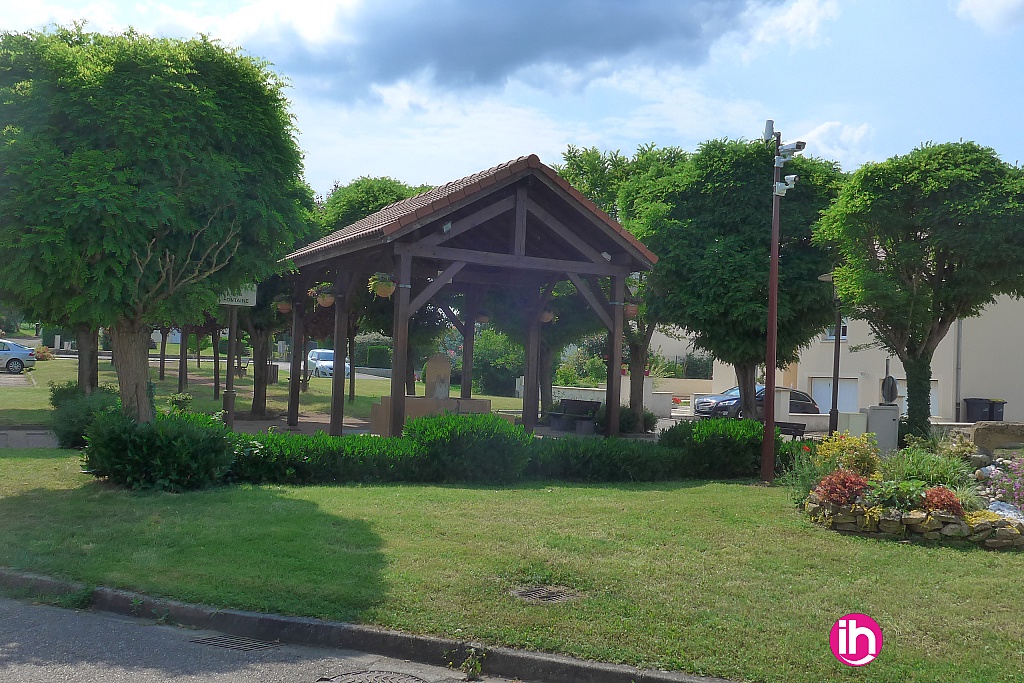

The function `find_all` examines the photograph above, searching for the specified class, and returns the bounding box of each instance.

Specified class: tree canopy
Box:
[815,140,1024,435]
[0,26,309,420]
[642,139,844,416]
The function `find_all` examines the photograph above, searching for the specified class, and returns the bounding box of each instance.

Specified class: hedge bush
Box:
[402,412,532,482]
[51,390,120,448]
[529,436,685,481]
[83,411,233,492]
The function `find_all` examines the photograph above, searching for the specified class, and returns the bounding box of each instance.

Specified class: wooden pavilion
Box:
[283,154,656,437]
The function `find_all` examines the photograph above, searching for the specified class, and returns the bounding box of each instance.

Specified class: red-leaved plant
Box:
[922,486,965,517]
[813,468,869,506]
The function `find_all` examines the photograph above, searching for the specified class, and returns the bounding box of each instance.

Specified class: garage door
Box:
[810,378,859,413]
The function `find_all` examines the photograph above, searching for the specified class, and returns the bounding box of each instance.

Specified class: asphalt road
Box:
[0,597,513,683]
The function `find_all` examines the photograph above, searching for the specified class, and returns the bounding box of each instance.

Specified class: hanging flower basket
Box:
[316,293,335,307]
[275,299,292,314]
[538,309,554,323]
[623,303,639,319]
[368,273,396,298]
[475,312,490,324]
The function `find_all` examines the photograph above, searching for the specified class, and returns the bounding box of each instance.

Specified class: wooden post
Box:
[522,292,541,433]
[389,253,412,437]
[223,306,237,429]
[177,325,188,392]
[329,277,348,437]
[605,274,625,436]
[461,291,480,399]
[287,296,304,428]
[212,326,221,400]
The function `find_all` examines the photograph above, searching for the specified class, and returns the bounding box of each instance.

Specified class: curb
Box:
[0,568,732,683]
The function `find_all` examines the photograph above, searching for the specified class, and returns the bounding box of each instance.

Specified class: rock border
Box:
[804,497,1024,550]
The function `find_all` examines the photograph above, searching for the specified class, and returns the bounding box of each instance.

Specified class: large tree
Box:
[643,139,843,418]
[0,27,307,421]
[815,141,1024,436]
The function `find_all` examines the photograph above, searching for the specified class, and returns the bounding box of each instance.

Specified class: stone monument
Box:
[424,353,452,399]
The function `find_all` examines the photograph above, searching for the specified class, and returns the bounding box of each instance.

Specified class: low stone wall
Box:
[804,495,1024,551]
[972,421,1024,455]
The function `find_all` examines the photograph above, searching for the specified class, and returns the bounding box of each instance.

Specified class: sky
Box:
[5,0,1024,198]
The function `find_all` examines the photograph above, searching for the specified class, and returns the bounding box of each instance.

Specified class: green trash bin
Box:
[963,398,992,422]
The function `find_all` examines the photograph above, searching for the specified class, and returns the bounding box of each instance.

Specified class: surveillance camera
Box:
[780,141,806,155]
[763,119,775,142]
[784,174,799,184]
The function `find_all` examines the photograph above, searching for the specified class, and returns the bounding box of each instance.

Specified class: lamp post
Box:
[818,272,842,435]
[760,120,805,483]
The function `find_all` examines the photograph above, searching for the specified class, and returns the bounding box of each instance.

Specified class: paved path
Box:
[0,429,58,449]
[0,597,516,683]
[0,372,32,387]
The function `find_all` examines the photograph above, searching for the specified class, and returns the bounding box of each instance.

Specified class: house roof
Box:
[286,154,657,268]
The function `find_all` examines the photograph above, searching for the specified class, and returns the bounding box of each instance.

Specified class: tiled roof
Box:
[287,154,657,266]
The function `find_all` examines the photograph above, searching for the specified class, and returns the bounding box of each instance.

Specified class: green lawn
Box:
[0,358,523,427]
[1,449,1022,683]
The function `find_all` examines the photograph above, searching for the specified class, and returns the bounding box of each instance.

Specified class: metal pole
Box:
[829,303,842,435]
[761,132,781,483]
[223,305,237,429]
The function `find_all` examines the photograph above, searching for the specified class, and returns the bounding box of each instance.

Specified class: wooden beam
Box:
[389,253,412,438]
[417,195,516,247]
[526,198,607,264]
[409,261,466,313]
[461,291,481,399]
[567,272,613,331]
[514,185,527,256]
[605,274,626,437]
[286,295,304,428]
[522,297,541,433]
[329,271,358,436]
[394,243,628,277]
[438,304,466,337]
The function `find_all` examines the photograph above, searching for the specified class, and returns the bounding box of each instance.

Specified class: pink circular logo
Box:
[830,613,883,666]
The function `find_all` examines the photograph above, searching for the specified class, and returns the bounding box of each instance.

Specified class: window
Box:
[823,318,849,341]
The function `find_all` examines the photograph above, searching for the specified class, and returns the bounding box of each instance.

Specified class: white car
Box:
[307,349,350,378]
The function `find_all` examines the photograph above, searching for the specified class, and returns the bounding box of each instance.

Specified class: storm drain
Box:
[190,634,282,651]
[318,672,430,683]
[511,585,578,603]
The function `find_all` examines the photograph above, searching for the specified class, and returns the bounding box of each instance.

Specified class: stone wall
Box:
[803,495,1024,551]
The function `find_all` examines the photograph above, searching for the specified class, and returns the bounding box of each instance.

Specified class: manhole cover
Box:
[511,585,578,603]
[190,634,282,651]
[320,672,430,683]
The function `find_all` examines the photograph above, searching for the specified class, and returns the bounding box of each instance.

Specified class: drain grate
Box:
[319,672,430,683]
[190,634,282,651]
[511,585,578,603]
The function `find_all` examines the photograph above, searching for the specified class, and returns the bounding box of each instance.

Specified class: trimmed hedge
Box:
[51,390,120,449]
[401,412,532,482]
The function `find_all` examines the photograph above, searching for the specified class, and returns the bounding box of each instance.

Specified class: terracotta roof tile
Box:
[286,154,657,267]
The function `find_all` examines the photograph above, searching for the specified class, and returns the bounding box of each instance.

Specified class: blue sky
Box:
[6,0,1024,197]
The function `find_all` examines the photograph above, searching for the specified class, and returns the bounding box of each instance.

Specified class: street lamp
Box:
[818,272,842,435]
[761,120,805,483]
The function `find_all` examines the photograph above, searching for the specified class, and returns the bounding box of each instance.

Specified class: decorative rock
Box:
[878,519,904,534]
[940,523,970,537]
[930,512,960,524]
[832,514,857,524]
[994,526,1021,540]
[838,505,855,515]
[1015,536,1024,547]
[902,510,927,526]
[992,519,1011,528]
[806,492,821,505]
[976,465,998,480]
[834,523,859,532]
[914,517,943,532]
[984,538,1014,549]
[968,521,993,533]
[970,453,993,468]
[804,503,821,517]
[969,529,993,541]
[922,531,942,540]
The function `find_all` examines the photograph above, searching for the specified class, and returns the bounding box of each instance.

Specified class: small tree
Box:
[815,141,1024,436]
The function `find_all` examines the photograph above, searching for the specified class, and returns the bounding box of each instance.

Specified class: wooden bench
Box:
[775,421,806,438]
[548,399,602,435]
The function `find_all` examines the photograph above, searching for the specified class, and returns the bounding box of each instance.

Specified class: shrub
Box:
[990,457,1024,508]
[922,486,965,517]
[33,345,54,361]
[814,431,880,477]
[167,392,193,412]
[51,391,120,448]
[878,447,973,488]
[779,442,836,503]
[813,469,868,506]
[529,436,681,481]
[472,328,523,396]
[49,381,118,409]
[402,412,531,482]
[866,479,927,511]
[83,411,232,492]
[688,418,778,479]
[658,420,694,449]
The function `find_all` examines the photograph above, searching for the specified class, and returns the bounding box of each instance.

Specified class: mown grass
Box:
[2,448,1022,683]
[0,358,522,426]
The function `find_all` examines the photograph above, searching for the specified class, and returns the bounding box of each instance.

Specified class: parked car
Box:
[0,339,36,373]
[306,349,350,378]
[693,385,818,419]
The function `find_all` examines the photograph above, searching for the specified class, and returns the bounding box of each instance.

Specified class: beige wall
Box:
[959,296,1024,422]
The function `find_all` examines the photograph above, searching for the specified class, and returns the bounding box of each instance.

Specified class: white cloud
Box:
[954,0,1024,32]
[714,0,841,63]
[798,121,874,168]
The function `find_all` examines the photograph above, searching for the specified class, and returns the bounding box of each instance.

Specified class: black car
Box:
[693,385,819,419]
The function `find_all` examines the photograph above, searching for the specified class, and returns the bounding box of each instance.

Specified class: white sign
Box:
[218,286,257,307]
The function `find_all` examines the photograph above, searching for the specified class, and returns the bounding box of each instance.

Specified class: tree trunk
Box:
[212,328,221,400]
[348,325,357,403]
[194,332,201,368]
[158,327,168,380]
[539,343,554,413]
[903,353,933,438]
[110,319,155,423]
[177,325,189,392]
[249,328,271,417]
[75,323,99,395]
[735,361,758,420]
[406,346,416,396]
[628,342,648,432]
